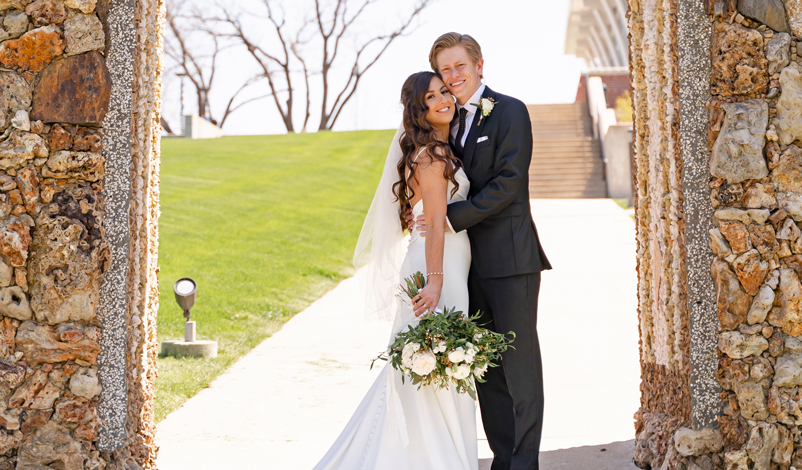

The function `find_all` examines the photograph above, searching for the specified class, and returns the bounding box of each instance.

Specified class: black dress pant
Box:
[470,270,544,470]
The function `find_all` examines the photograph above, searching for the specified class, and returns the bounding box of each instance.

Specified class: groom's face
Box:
[435,46,483,106]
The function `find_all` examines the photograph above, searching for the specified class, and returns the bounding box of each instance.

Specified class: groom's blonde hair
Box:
[429,32,483,76]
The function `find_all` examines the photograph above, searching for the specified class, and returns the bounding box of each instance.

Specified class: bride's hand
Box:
[412,277,442,317]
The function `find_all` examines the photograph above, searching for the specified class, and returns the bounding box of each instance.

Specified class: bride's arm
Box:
[412,155,448,317]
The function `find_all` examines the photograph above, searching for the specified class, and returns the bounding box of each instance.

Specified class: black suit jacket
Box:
[447,86,551,279]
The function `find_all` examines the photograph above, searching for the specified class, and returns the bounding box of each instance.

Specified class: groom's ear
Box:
[477,58,485,79]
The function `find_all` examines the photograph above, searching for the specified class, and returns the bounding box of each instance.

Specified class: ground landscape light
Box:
[160,277,218,359]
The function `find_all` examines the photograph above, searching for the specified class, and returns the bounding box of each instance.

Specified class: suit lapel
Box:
[462,86,495,170]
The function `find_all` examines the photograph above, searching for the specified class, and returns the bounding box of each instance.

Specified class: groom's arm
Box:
[446,99,533,233]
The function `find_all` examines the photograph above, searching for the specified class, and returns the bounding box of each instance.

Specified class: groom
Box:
[412,32,551,470]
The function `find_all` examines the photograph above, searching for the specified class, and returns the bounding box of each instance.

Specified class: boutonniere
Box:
[470,97,497,126]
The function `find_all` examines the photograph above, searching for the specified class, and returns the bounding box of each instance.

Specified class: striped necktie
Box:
[455,107,468,158]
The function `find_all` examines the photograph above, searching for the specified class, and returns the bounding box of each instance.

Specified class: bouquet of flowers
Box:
[372,272,514,399]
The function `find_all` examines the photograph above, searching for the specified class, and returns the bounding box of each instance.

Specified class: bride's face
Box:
[424,76,455,128]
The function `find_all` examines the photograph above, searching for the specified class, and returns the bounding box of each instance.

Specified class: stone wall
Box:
[629,0,802,469]
[0,0,163,468]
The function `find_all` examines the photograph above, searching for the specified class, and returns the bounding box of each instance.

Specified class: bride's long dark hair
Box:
[393,71,461,231]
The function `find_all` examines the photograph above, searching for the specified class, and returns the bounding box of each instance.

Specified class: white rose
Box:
[411,351,437,376]
[446,366,455,377]
[448,348,466,364]
[480,98,493,113]
[473,363,488,378]
[466,342,474,350]
[474,333,483,341]
[453,364,471,380]
[464,351,475,364]
[411,342,421,352]
[436,342,447,354]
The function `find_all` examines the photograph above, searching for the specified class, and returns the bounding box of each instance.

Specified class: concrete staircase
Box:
[527,103,607,198]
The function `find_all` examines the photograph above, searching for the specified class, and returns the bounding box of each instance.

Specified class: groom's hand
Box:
[414,216,451,237]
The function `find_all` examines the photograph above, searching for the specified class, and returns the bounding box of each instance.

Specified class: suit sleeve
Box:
[447,100,532,232]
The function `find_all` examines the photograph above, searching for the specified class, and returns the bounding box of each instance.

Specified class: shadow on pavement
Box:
[479,440,640,470]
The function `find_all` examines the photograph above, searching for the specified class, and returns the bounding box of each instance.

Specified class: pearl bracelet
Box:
[427,272,443,277]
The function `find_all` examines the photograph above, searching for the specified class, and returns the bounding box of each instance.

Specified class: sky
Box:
[161,0,585,136]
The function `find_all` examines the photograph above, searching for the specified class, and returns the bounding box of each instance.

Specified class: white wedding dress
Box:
[313,165,478,470]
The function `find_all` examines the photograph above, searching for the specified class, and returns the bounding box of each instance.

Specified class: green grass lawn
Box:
[155,130,394,421]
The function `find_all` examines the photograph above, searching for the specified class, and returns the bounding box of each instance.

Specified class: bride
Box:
[312,71,478,470]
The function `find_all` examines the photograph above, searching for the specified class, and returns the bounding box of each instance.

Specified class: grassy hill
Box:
[156,130,394,421]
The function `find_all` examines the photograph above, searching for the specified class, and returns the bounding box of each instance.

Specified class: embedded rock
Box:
[749,285,776,325]
[16,421,86,470]
[63,0,94,12]
[0,358,24,389]
[47,123,71,150]
[711,22,768,97]
[745,183,776,209]
[719,357,750,390]
[24,0,66,26]
[732,249,769,295]
[746,423,779,470]
[8,370,58,409]
[772,146,802,194]
[29,184,108,324]
[15,166,37,214]
[778,193,802,222]
[747,209,770,225]
[720,221,752,253]
[19,409,49,436]
[716,208,752,224]
[714,260,751,330]
[14,321,99,365]
[63,12,103,56]
[0,216,30,267]
[710,228,733,258]
[674,427,724,456]
[0,70,30,133]
[72,126,100,152]
[767,33,792,75]
[0,430,19,454]
[768,386,802,425]
[54,397,94,425]
[786,0,802,37]
[737,0,789,32]
[773,268,802,336]
[749,224,779,257]
[738,382,770,420]
[10,109,28,131]
[724,450,749,470]
[0,26,64,73]
[774,424,793,466]
[777,218,801,241]
[43,150,102,181]
[30,50,111,125]
[776,66,802,146]
[774,353,802,387]
[720,331,769,358]
[0,131,47,170]
[710,100,768,183]
[0,318,15,358]
[68,367,99,399]
[0,286,30,321]
[1,10,27,40]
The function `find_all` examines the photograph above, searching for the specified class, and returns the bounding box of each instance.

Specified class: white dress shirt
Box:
[450,84,486,148]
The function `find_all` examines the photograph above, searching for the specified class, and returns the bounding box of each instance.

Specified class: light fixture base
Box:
[160,340,217,359]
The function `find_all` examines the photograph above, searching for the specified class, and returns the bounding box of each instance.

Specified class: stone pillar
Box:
[0,0,163,468]
[632,0,802,468]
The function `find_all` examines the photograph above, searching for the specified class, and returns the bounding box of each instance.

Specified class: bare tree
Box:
[212,0,431,133]
[214,4,301,132]
[164,0,274,128]
[313,0,430,130]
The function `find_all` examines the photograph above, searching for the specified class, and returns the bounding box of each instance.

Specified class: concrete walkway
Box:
[155,199,641,470]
